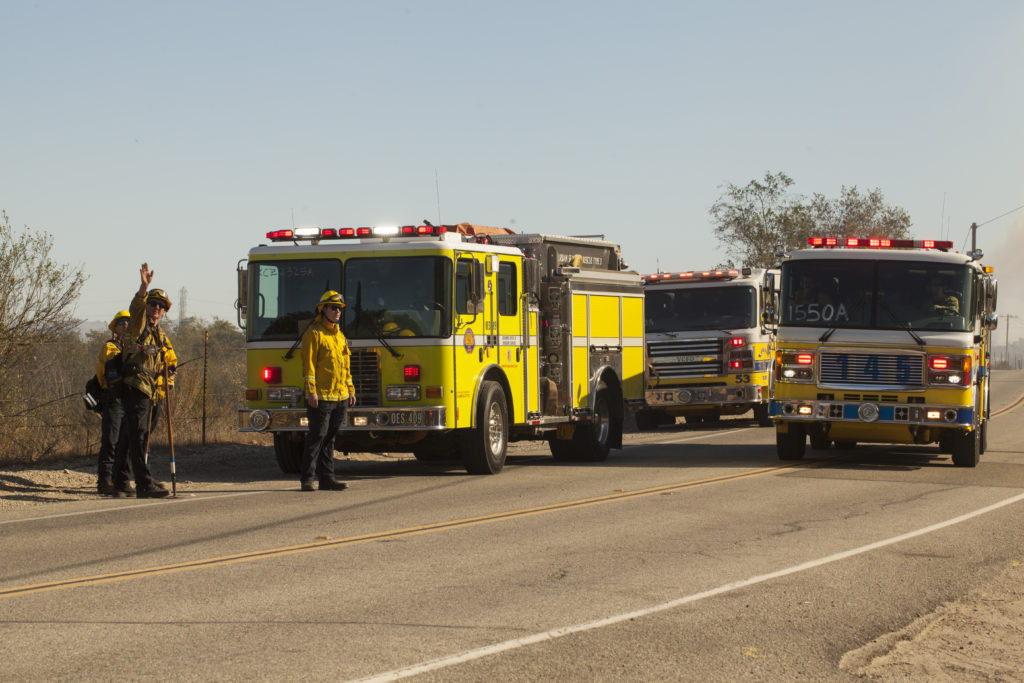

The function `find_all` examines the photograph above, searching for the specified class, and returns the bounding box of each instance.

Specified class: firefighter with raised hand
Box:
[115,263,174,499]
[300,290,356,492]
[95,310,133,495]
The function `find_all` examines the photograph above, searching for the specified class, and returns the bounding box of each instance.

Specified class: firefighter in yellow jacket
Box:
[299,290,356,491]
[114,263,175,499]
[95,310,133,495]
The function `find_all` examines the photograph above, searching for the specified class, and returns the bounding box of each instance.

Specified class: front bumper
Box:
[646,384,763,408]
[239,406,448,432]
[769,399,973,428]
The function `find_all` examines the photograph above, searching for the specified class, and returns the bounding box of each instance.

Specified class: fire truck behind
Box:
[769,237,997,466]
[637,267,777,429]
[236,223,645,475]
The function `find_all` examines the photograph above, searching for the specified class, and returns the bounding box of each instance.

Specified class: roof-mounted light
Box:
[265,223,456,242]
[644,268,740,284]
[807,237,952,251]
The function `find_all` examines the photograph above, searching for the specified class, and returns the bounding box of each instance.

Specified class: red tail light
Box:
[262,366,282,384]
[404,365,421,382]
[730,337,746,347]
[930,357,949,370]
[796,353,814,365]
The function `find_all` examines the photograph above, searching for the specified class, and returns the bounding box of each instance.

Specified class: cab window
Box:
[497,262,517,316]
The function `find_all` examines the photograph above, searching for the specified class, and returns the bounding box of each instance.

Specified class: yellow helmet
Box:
[317,290,345,312]
[398,328,415,337]
[108,310,131,332]
[146,289,172,311]
[382,321,400,335]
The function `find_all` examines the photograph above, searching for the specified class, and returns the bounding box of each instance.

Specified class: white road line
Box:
[0,491,262,526]
[353,490,1024,683]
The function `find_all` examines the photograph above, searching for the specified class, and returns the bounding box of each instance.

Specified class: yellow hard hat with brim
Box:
[146,289,172,310]
[108,310,131,332]
[318,290,345,312]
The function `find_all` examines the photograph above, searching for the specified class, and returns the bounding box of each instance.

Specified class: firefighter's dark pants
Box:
[98,390,131,486]
[119,386,162,491]
[301,400,347,484]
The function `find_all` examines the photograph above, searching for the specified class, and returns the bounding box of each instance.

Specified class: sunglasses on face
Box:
[147,301,168,311]
[325,304,343,312]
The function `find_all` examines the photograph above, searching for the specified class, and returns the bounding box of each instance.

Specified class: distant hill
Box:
[75,320,109,339]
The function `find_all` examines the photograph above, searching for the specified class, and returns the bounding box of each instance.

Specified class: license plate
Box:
[387,412,422,426]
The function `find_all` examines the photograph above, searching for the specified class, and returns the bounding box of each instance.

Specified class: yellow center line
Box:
[0,461,822,600]
[991,390,1024,419]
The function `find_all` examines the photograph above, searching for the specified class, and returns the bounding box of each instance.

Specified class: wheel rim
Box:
[487,401,505,454]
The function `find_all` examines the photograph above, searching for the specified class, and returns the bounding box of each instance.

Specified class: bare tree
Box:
[710,174,912,268]
[0,212,89,459]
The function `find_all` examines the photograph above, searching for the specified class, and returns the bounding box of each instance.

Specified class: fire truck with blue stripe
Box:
[768,237,998,466]
[235,223,646,474]
[636,267,777,429]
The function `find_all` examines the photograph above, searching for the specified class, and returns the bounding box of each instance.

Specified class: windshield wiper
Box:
[376,324,401,358]
[879,301,925,346]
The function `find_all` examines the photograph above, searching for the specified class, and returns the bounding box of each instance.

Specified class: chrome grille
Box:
[646,338,723,379]
[819,352,924,387]
[351,350,381,405]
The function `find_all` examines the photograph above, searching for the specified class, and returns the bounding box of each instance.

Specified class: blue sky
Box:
[3,0,1023,327]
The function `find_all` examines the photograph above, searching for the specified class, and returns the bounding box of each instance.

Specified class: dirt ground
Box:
[2,440,1023,681]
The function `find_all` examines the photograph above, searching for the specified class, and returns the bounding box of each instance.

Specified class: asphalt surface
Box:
[2,371,1024,681]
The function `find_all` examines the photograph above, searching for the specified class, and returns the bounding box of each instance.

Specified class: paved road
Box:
[3,371,1024,680]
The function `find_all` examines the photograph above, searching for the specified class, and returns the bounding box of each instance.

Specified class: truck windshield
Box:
[781,259,973,332]
[645,285,756,333]
[344,256,453,338]
[248,259,341,342]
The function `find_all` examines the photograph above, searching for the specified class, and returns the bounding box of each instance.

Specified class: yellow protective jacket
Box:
[301,316,354,402]
[96,339,122,390]
[122,292,175,399]
[154,346,178,402]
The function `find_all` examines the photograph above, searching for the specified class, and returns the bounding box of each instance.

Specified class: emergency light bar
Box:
[265,225,450,242]
[644,268,749,284]
[807,237,953,251]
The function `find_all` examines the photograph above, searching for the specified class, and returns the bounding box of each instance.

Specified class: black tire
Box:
[551,383,613,462]
[951,427,980,467]
[809,433,831,450]
[685,415,704,425]
[753,403,772,427]
[548,436,575,460]
[635,410,658,431]
[461,381,508,474]
[273,432,304,474]
[776,425,805,460]
[834,439,857,450]
[704,412,722,424]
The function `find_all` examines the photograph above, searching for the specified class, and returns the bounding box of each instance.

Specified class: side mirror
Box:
[760,272,778,327]
[523,258,541,305]
[235,259,248,329]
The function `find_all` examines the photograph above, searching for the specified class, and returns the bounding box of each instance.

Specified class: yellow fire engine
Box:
[769,237,998,466]
[236,223,646,474]
[637,267,776,429]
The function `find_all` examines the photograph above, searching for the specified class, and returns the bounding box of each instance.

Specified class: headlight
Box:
[385,385,421,401]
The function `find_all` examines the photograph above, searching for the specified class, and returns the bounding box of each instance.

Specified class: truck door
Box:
[496,258,525,423]
[454,253,496,429]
